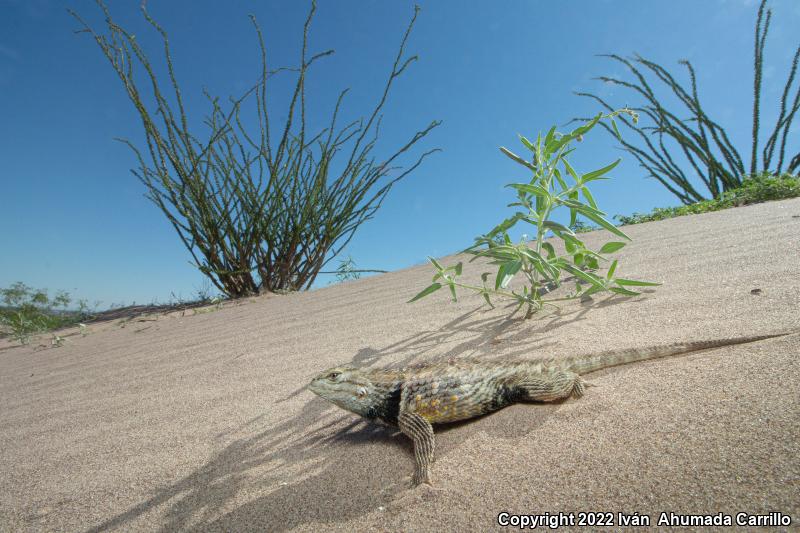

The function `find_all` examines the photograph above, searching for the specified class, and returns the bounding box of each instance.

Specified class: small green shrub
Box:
[569,220,600,234]
[615,172,800,225]
[410,109,659,318]
[0,282,92,345]
[334,256,362,283]
[718,172,800,206]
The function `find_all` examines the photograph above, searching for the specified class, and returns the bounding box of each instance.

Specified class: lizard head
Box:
[308,366,377,417]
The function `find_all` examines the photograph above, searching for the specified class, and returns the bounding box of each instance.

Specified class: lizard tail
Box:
[563,333,790,375]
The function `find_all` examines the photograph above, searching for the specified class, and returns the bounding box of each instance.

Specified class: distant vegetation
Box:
[575,0,799,205]
[319,256,388,285]
[0,283,93,345]
[70,1,438,299]
[0,281,233,346]
[615,172,800,225]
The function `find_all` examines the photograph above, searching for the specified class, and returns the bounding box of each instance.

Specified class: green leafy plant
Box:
[409,109,659,318]
[615,172,800,225]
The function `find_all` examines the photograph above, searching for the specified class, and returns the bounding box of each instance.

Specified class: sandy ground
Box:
[1,198,799,532]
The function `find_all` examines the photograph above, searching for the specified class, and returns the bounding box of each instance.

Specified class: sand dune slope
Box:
[1,198,799,532]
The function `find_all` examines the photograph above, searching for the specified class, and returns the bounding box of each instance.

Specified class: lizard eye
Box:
[327,371,341,380]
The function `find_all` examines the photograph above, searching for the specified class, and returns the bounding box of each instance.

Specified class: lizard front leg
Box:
[398,410,435,486]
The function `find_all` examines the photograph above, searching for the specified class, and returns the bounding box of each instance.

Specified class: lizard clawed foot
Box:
[411,468,432,487]
[571,376,590,399]
[396,477,443,501]
[405,476,445,494]
[572,379,600,399]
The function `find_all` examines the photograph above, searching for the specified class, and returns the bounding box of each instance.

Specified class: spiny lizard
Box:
[308,332,791,486]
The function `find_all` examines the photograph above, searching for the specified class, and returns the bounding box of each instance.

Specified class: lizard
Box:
[308,332,792,486]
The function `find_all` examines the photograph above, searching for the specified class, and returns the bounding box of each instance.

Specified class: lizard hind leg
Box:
[518,370,587,402]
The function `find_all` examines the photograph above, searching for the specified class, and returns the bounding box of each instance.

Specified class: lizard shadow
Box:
[84,392,412,533]
[210,396,573,531]
[132,399,566,532]
[84,298,635,532]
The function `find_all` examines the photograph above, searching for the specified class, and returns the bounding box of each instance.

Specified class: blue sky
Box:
[1,0,798,308]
